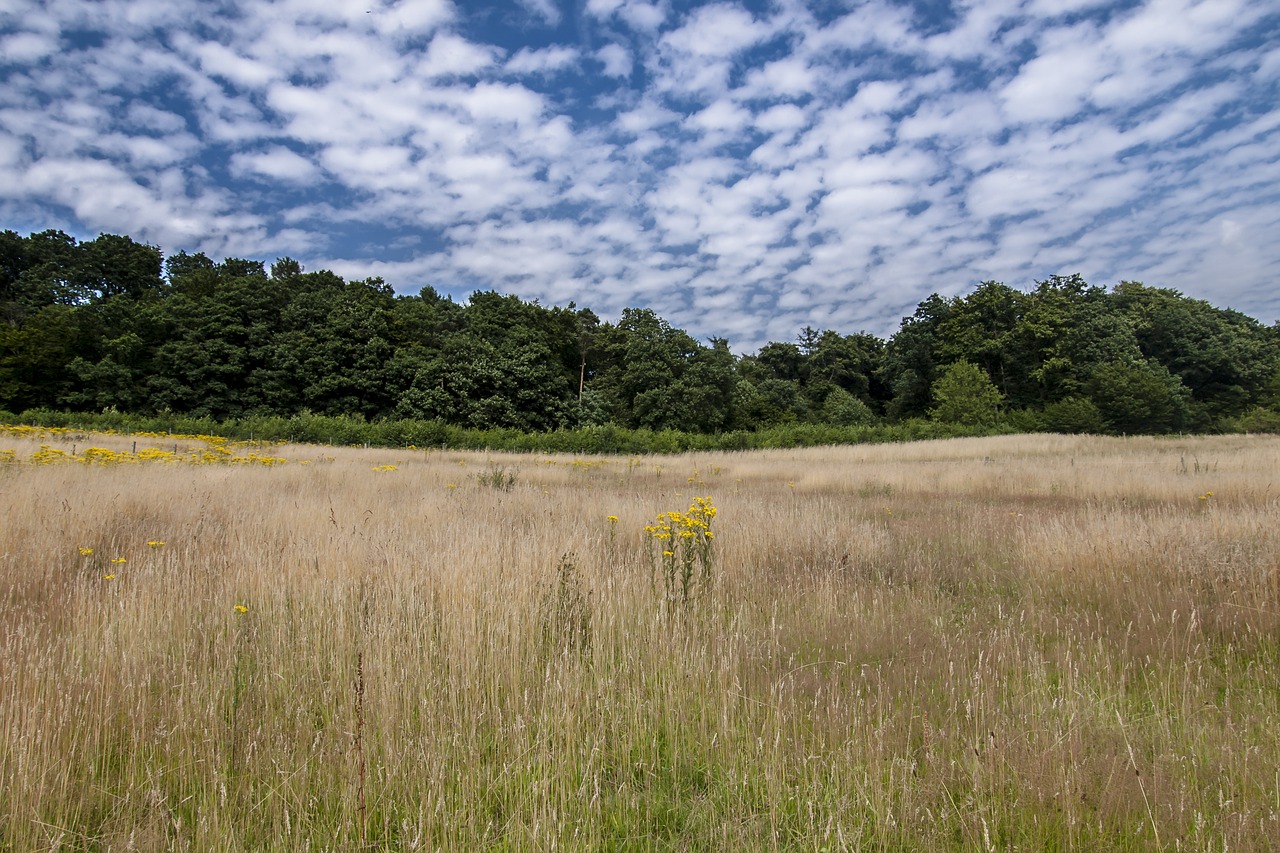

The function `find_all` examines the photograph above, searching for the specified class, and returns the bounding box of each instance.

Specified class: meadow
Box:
[1,425,1278,851]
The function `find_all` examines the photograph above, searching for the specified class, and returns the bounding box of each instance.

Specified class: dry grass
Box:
[1,429,1278,850]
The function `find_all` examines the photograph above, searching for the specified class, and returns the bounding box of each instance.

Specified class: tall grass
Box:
[1,429,1278,850]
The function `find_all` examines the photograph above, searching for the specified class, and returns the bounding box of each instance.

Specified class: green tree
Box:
[806,330,883,403]
[1018,274,1109,404]
[592,308,717,431]
[146,257,285,417]
[881,293,952,420]
[935,281,1028,404]
[929,360,1003,426]
[1111,281,1274,423]
[1038,396,1105,434]
[3,230,89,313]
[754,341,805,384]
[79,233,164,302]
[0,304,93,410]
[1088,360,1190,434]
[1032,305,1143,403]
[821,386,876,426]
[393,333,571,430]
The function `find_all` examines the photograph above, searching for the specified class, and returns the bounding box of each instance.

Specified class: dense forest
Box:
[3,228,1279,442]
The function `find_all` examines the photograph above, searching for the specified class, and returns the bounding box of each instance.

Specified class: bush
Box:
[1088,361,1190,434]
[820,387,876,427]
[929,361,1003,426]
[2,408,1028,454]
[1227,406,1280,434]
[1038,397,1106,434]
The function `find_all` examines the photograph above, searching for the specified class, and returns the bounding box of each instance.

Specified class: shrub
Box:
[1039,397,1106,434]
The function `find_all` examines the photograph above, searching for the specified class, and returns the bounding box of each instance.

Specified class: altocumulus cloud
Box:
[1,0,1277,350]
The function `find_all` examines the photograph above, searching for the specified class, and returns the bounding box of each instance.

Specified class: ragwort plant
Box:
[644,495,717,606]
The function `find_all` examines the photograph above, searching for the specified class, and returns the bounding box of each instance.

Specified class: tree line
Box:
[3,228,1278,439]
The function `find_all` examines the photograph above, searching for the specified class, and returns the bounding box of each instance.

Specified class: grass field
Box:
[2,426,1278,851]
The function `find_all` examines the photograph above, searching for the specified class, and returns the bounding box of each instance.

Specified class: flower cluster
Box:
[644,496,716,544]
[4,423,288,466]
[645,496,717,606]
[0,424,75,441]
[24,443,286,467]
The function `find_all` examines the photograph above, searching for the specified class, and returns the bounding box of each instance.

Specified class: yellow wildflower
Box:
[111,557,126,564]
[102,574,116,581]
[79,547,94,556]
[147,540,165,549]
[234,604,248,614]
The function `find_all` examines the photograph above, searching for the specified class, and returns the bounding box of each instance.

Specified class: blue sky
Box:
[2,0,1277,350]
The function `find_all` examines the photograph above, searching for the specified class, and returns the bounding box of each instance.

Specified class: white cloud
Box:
[595,43,632,78]
[364,0,454,39]
[124,103,189,135]
[0,132,27,175]
[514,0,560,27]
[805,3,918,57]
[231,147,321,183]
[612,99,680,136]
[619,2,665,32]
[754,103,808,134]
[688,98,751,135]
[740,56,815,100]
[0,30,58,62]
[999,25,1109,123]
[647,3,777,99]
[1256,47,1280,82]
[454,82,545,126]
[188,40,281,89]
[417,32,501,78]
[1,0,1276,352]
[921,0,1024,63]
[585,0,665,31]
[897,91,1002,143]
[789,84,903,160]
[660,4,770,59]
[584,0,622,19]
[506,45,578,75]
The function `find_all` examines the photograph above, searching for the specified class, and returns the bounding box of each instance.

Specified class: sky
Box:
[1,0,1277,351]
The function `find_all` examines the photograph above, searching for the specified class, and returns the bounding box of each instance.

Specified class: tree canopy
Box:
[2,228,1277,437]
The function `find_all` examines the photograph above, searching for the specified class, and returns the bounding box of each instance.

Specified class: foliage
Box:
[1037,396,1106,434]
[820,386,875,426]
[929,360,1003,425]
[1226,406,1280,434]
[2,228,1278,440]
[1088,360,1191,434]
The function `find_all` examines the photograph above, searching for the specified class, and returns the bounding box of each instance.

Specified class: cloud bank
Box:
[2,0,1277,349]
